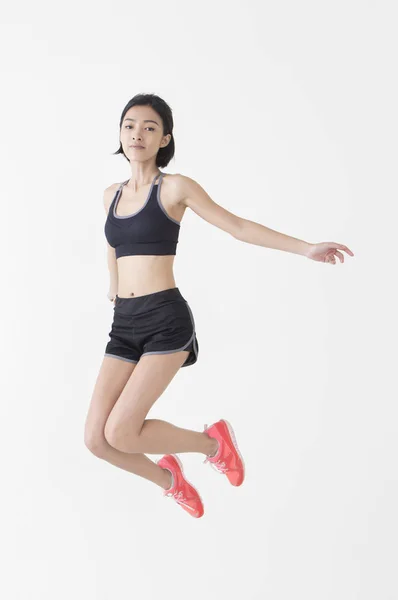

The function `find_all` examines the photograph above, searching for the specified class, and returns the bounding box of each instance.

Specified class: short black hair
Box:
[113,93,175,168]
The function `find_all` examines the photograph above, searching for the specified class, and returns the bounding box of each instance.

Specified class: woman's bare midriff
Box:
[116,255,178,298]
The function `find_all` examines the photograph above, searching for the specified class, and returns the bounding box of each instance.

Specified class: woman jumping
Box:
[84,93,354,518]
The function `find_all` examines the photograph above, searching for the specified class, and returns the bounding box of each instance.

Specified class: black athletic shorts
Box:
[104,287,199,367]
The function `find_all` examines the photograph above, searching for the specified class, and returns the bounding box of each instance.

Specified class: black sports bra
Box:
[104,172,181,258]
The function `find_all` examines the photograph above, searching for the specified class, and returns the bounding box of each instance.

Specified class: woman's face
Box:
[120,105,170,161]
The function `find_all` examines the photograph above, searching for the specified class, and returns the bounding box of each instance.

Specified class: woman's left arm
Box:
[238,219,354,264]
[177,174,354,264]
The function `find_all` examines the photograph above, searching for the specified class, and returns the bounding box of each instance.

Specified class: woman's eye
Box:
[125,125,154,131]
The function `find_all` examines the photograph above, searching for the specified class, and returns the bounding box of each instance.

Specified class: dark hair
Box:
[112,93,175,168]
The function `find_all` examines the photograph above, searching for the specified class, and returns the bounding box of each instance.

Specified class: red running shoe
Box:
[157,454,204,518]
[203,419,245,486]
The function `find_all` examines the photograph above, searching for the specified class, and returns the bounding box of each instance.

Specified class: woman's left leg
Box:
[104,350,219,456]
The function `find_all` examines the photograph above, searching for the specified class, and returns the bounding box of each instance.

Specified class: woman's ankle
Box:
[160,468,174,490]
[205,435,219,458]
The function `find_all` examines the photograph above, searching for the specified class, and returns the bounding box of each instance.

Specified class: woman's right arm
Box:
[104,186,119,303]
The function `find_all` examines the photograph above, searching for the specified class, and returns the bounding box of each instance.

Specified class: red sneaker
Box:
[157,454,204,518]
[203,419,245,486]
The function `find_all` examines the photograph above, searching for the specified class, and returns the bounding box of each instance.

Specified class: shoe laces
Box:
[166,488,186,502]
[166,488,194,511]
[204,456,229,474]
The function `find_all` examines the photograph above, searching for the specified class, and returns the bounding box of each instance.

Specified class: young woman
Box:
[84,93,354,518]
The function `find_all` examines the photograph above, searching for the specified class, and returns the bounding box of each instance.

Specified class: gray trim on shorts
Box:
[140,301,198,365]
[104,353,138,363]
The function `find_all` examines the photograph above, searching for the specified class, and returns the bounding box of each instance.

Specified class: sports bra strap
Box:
[119,172,163,190]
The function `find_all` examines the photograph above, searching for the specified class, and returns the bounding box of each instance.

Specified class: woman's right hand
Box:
[107,291,116,305]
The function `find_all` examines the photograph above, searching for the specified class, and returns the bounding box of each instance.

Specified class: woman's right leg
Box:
[84,355,172,490]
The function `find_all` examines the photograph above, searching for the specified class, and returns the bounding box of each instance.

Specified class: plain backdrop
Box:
[1,1,397,599]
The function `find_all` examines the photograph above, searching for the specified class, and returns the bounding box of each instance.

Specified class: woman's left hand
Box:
[306,242,354,264]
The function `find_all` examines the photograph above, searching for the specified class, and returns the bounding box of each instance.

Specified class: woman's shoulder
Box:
[161,172,189,207]
[103,183,120,215]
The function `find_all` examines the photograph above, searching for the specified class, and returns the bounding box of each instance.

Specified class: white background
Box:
[1,1,397,599]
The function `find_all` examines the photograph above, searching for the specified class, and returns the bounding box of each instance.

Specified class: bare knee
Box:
[84,428,108,458]
[104,420,142,453]
[103,424,131,452]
